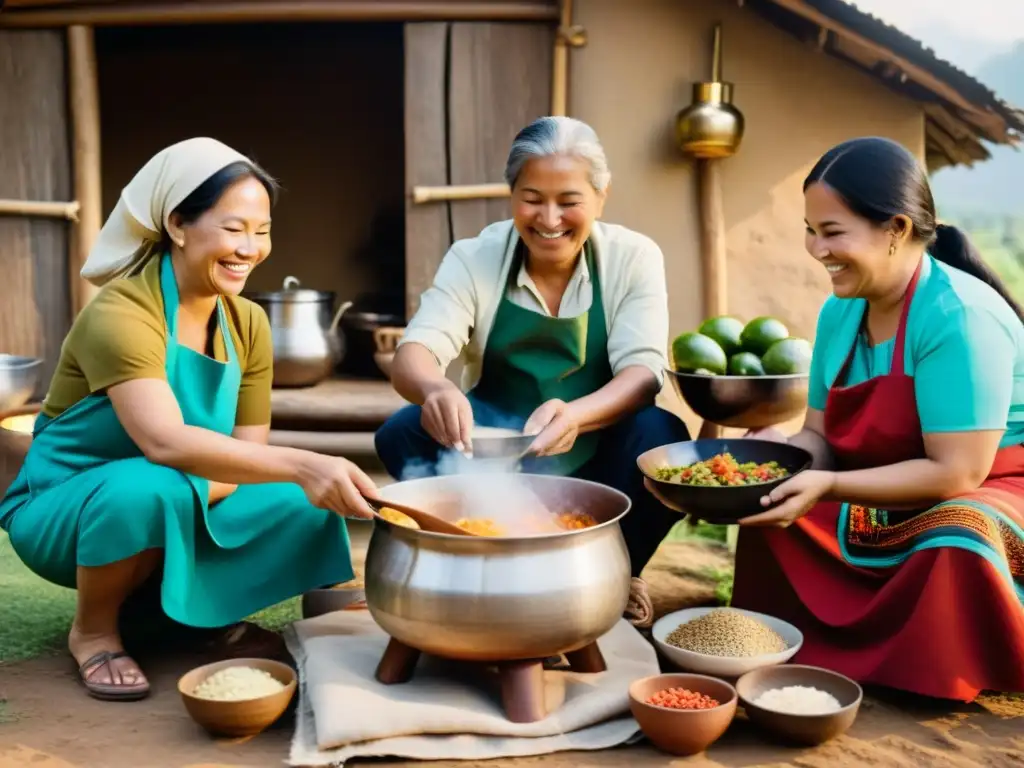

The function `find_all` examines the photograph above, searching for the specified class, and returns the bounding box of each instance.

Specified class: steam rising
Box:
[397,445,565,535]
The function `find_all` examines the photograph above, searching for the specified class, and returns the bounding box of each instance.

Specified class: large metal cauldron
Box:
[365,474,632,662]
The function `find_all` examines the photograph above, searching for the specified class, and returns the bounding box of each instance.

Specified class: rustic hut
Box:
[0,0,1020,461]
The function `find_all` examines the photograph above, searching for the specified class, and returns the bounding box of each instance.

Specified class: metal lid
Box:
[246,276,335,304]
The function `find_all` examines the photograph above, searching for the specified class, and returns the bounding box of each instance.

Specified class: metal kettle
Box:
[246,276,352,388]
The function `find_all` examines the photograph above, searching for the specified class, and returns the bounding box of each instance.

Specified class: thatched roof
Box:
[745,0,1024,170]
[2,0,1020,169]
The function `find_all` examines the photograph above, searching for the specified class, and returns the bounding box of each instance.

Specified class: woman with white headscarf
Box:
[0,138,377,701]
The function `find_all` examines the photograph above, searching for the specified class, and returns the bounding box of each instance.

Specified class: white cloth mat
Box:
[283,610,657,767]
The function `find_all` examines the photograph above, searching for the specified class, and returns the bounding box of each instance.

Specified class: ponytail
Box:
[804,138,1024,323]
[931,224,1024,322]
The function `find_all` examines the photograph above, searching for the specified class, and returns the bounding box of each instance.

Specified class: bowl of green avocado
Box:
[667,315,811,429]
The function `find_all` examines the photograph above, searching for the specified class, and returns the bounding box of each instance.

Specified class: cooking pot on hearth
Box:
[364,473,633,662]
[246,277,352,388]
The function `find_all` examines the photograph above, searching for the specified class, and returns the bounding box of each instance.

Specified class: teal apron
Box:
[471,240,613,476]
[0,254,353,628]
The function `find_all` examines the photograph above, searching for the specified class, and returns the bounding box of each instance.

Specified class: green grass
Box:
[665,520,735,604]
[0,531,302,664]
[0,533,75,664]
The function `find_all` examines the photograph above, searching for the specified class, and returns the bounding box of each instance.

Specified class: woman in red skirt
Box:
[659,137,1024,701]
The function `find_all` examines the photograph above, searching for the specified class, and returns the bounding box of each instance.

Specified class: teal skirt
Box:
[1,457,353,628]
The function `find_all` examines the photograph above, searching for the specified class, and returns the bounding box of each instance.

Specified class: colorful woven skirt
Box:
[732,446,1024,701]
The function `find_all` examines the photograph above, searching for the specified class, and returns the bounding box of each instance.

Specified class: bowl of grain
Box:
[735,664,862,745]
[651,607,802,678]
[629,673,738,756]
[178,658,297,737]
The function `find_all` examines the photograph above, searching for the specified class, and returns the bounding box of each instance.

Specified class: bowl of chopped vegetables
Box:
[178,658,297,737]
[637,438,812,522]
[651,607,803,678]
[629,672,738,756]
[735,664,863,745]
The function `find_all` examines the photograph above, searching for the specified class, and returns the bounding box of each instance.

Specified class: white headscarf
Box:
[81,137,251,286]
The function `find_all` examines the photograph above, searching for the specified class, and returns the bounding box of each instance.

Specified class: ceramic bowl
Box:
[178,658,297,737]
[629,673,738,756]
[651,607,803,678]
[736,664,862,745]
[637,439,812,524]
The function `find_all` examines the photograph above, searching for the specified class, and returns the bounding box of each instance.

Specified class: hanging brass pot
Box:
[676,24,745,159]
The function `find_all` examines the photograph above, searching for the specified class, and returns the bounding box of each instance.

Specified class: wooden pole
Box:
[696,158,727,442]
[412,182,510,204]
[67,25,102,315]
[0,1,559,27]
[0,199,80,219]
[550,0,572,116]
[697,159,727,319]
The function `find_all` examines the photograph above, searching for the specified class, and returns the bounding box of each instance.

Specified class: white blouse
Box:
[399,219,671,392]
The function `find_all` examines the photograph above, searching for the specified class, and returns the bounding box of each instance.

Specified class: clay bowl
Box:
[629,673,738,756]
[178,658,297,737]
[736,664,863,746]
[651,607,803,678]
[637,438,811,524]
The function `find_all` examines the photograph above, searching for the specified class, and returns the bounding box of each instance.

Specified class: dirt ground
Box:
[0,535,1021,768]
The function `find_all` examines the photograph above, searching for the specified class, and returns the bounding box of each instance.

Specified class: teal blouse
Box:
[808,254,1024,448]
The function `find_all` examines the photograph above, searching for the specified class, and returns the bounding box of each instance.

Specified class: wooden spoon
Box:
[361,494,475,536]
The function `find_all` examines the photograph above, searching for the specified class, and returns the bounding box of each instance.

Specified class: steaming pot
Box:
[364,473,632,661]
[246,276,351,388]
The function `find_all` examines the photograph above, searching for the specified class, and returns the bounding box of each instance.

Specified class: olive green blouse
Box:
[42,256,273,426]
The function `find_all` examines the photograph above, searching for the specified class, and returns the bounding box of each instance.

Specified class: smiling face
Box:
[804,181,911,299]
[510,155,606,270]
[167,175,272,297]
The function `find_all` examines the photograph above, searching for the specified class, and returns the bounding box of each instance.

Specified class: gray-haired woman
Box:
[375,116,691,578]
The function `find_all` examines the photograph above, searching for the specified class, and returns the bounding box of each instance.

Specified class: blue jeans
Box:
[374,402,692,576]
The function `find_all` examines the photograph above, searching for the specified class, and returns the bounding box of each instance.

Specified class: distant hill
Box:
[930,41,1024,217]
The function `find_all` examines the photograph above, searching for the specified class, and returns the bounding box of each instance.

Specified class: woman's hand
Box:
[420,381,474,452]
[524,399,579,456]
[739,469,835,527]
[296,455,378,519]
[208,482,238,505]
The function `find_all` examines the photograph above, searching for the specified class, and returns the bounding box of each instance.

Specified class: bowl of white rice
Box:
[178,658,297,737]
[735,664,863,745]
[651,607,803,678]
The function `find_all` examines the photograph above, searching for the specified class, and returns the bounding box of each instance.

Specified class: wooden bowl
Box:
[736,664,862,746]
[178,658,297,737]
[628,673,737,756]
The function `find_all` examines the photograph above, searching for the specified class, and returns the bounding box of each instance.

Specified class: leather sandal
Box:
[77,650,151,701]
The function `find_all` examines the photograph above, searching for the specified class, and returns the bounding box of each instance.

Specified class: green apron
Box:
[0,254,353,628]
[471,240,613,475]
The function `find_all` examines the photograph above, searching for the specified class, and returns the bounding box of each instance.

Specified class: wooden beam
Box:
[67,24,102,315]
[0,1,559,27]
[766,0,992,121]
[0,199,79,219]
[412,182,510,204]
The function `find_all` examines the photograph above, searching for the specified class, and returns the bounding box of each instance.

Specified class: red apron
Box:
[732,260,1024,701]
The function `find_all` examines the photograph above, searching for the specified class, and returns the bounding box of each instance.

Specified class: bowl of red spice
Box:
[628,673,738,756]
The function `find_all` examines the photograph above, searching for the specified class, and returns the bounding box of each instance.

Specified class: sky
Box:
[847,0,1023,66]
